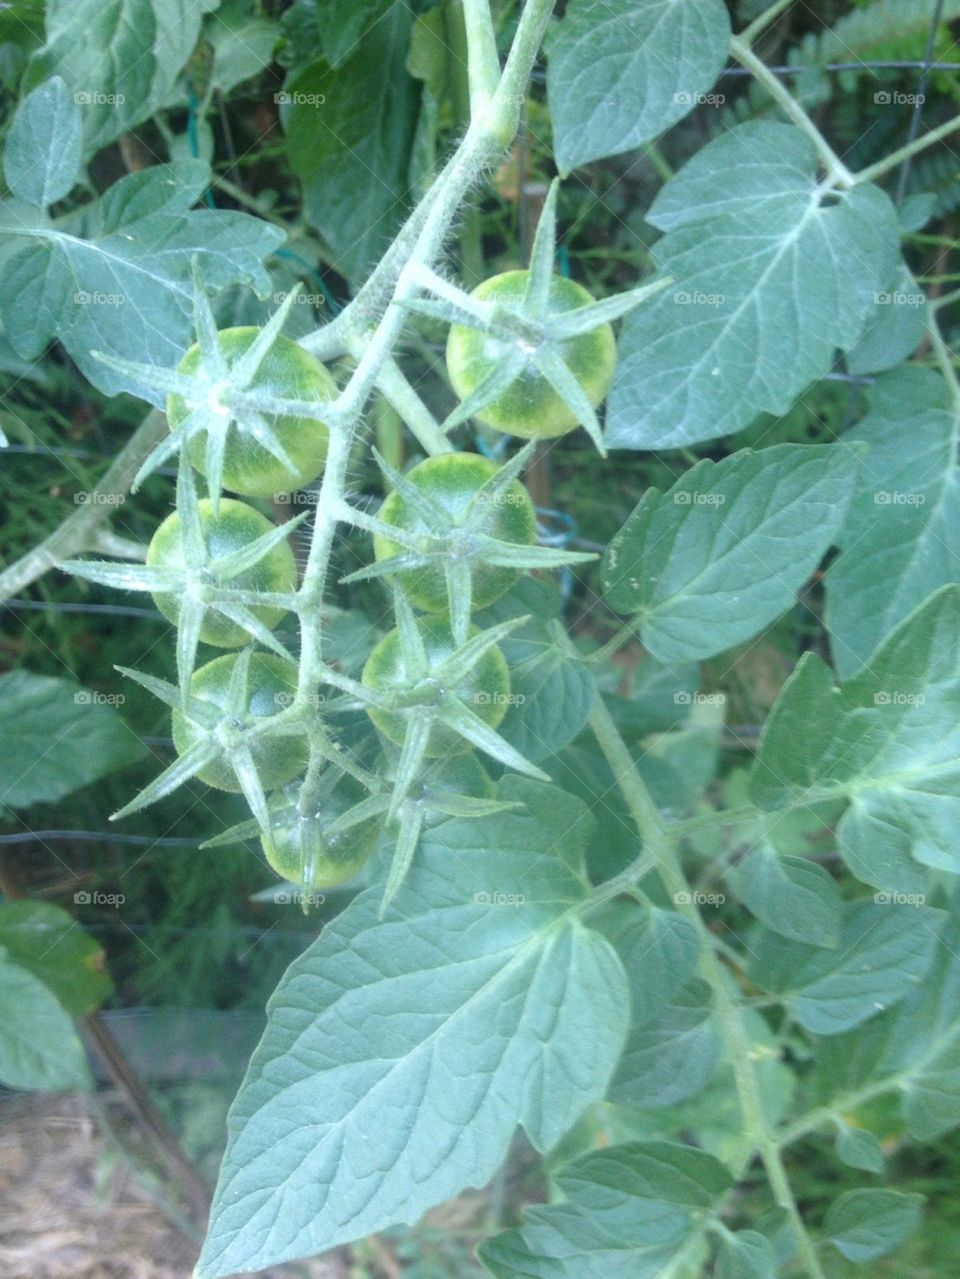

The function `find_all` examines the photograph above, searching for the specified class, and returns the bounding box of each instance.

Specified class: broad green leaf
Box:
[845,263,927,375]
[606,904,700,1023]
[0,953,91,1091]
[28,0,210,151]
[747,900,942,1035]
[0,670,143,809]
[824,1189,923,1262]
[0,901,112,1015]
[205,0,278,94]
[283,7,419,285]
[478,583,597,764]
[835,1124,885,1174]
[825,367,959,676]
[479,1141,732,1278]
[752,587,960,889]
[716,1230,778,1279]
[0,161,284,401]
[726,846,842,948]
[607,123,899,449]
[196,781,628,1277]
[315,0,392,66]
[609,980,722,1108]
[3,75,81,206]
[601,444,859,662]
[544,0,730,173]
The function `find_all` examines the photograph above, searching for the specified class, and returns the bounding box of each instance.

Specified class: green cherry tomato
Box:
[171,652,307,792]
[445,271,616,439]
[166,326,337,498]
[146,498,297,647]
[373,452,536,612]
[261,775,380,889]
[361,617,510,756]
[418,753,494,827]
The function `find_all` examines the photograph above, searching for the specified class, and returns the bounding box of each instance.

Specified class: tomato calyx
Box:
[339,443,595,640]
[63,464,304,701]
[92,271,340,506]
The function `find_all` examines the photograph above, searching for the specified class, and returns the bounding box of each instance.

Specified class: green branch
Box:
[588,696,828,1279]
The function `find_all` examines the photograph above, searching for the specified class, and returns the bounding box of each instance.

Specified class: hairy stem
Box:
[853,112,960,186]
[588,696,828,1279]
[0,409,167,605]
[729,36,853,187]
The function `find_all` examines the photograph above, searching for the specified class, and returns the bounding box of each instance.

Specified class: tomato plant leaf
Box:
[27,0,213,152]
[845,263,927,375]
[0,901,112,1015]
[545,0,730,173]
[197,781,629,1276]
[726,846,842,948]
[283,6,419,286]
[478,1140,732,1278]
[601,443,859,662]
[0,161,284,400]
[752,586,960,889]
[0,670,144,809]
[3,75,81,206]
[608,979,722,1109]
[824,1189,924,1261]
[825,366,960,676]
[607,123,899,449]
[0,953,91,1091]
[716,1230,778,1279]
[747,900,942,1035]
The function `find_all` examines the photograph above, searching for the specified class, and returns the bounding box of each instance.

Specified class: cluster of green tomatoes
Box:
[70,256,620,904]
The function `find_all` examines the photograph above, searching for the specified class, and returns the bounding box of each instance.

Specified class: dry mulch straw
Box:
[0,1092,345,1279]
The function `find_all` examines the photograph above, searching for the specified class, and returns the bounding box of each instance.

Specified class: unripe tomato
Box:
[419,753,495,827]
[361,618,510,756]
[146,498,297,647]
[445,271,616,439]
[171,652,307,791]
[166,327,337,497]
[261,775,380,888]
[373,452,536,612]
